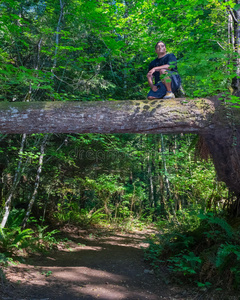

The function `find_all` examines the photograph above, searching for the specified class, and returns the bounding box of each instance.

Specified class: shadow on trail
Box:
[0,230,188,300]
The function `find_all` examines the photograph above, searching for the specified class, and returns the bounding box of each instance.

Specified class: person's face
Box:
[155,42,166,54]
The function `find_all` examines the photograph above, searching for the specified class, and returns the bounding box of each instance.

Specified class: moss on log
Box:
[1,98,239,134]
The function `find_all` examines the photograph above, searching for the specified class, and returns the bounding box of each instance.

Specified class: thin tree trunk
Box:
[22,134,48,229]
[51,0,64,75]
[130,184,135,212]
[160,134,179,222]
[228,12,235,47]
[232,2,240,92]
[153,135,161,210]
[151,135,158,211]
[160,134,171,200]
[1,134,27,228]
[147,156,154,208]
[160,134,170,217]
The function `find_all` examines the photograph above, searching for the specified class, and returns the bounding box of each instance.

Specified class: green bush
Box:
[0,226,34,253]
[53,203,107,227]
[145,211,240,290]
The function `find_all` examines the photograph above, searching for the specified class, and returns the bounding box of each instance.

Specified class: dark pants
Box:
[147,74,181,99]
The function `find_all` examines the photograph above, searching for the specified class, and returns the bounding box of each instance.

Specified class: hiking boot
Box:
[163,92,175,99]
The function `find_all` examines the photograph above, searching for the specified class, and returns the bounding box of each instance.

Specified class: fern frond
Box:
[216,244,240,268]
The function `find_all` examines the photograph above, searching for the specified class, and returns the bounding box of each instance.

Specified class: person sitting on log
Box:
[147,41,181,99]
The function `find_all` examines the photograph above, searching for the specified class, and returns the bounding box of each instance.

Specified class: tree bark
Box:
[1,133,27,228]
[21,134,48,229]
[51,0,64,75]
[232,1,240,92]
[0,98,238,134]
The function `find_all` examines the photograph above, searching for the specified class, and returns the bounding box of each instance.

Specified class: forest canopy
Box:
[0,0,239,102]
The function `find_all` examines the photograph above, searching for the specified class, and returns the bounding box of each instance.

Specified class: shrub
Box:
[145,211,240,290]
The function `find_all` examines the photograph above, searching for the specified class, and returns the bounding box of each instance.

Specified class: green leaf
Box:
[234,4,240,11]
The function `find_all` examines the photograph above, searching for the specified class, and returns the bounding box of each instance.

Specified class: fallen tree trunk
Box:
[1,97,240,214]
[0,98,238,134]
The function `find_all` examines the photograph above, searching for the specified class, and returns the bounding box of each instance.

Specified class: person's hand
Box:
[151,85,158,92]
[147,68,156,77]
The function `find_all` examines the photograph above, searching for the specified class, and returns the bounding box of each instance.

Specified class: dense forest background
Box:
[1,0,240,292]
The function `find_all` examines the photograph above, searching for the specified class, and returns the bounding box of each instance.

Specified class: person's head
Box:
[155,41,166,56]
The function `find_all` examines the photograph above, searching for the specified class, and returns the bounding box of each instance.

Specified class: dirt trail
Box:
[0,227,196,300]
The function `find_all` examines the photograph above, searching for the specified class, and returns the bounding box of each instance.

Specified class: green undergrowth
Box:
[0,209,61,260]
[144,208,240,291]
[0,210,62,285]
[0,207,151,262]
[52,201,154,232]
[53,204,109,227]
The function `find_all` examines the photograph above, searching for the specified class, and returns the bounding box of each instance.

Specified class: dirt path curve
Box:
[1,227,195,300]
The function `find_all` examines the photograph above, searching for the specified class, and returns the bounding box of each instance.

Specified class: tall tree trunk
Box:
[147,155,154,208]
[160,134,179,222]
[232,1,240,93]
[1,134,27,228]
[22,134,48,229]
[51,0,64,75]
[160,134,171,200]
